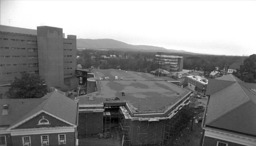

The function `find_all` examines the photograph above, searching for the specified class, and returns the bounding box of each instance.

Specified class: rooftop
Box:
[205,74,256,136]
[0,25,37,35]
[187,75,208,85]
[78,69,190,114]
[0,91,78,128]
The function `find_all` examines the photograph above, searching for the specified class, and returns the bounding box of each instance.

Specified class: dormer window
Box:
[38,116,50,125]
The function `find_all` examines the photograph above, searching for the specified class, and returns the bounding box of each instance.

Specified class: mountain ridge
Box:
[77,38,195,54]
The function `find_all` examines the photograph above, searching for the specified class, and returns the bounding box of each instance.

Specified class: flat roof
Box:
[187,75,208,85]
[78,69,190,114]
[0,25,37,35]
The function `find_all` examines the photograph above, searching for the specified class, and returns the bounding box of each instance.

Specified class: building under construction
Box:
[77,69,191,146]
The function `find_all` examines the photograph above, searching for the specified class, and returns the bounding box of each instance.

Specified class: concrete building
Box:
[202,74,256,146]
[0,91,79,146]
[0,25,77,97]
[77,69,191,146]
[185,75,208,94]
[155,52,183,72]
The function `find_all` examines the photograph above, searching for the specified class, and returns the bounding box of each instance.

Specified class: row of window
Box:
[64,48,73,51]
[0,63,38,67]
[0,70,39,75]
[64,61,73,63]
[64,67,73,70]
[64,42,72,45]
[0,71,39,76]
[64,73,73,76]
[0,38,37,43]
[0,134,66,146]
[0,47,37,52]
[64,55,73,57]
[0,55,37,58]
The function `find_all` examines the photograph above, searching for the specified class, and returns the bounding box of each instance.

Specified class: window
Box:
[217,141,228,146]
[38,116,50,125]
[22,136,31,146]
[41,135,49,146]
[58,134,66,145]
[0,135,6,146]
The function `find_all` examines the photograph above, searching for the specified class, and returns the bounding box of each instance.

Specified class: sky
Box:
[0,0,256,56]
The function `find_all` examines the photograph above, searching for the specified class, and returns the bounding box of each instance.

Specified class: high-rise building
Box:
[0,25,77,97]
[155,52,183,72]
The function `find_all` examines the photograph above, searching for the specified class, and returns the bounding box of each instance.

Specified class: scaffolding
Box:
[103,111,111,138]
[119,113,131,146]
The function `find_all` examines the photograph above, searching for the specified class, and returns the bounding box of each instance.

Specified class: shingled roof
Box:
[205,74,256,136]
[0,91,78,128]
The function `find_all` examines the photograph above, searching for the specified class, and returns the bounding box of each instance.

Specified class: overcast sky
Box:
[1,0,255,56]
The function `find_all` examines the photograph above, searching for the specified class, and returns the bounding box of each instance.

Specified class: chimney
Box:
[2,104,9,115]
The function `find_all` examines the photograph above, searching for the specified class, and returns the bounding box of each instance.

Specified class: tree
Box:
[239,54,256,83]
[7,72,48,98]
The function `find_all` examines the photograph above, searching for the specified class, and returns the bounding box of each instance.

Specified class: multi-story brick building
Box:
[0,25,78,97]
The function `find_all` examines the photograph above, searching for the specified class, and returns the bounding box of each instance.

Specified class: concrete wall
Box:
[203,136,245,146]
[87,79,97,94]
[37,26,64,89]
[0,31,38,85]
[0,86,9,98]
[78,112,103,137]
[63,35,77,78]
[11,132,75,146]
[124,120,166,146]
[1,26,77,92]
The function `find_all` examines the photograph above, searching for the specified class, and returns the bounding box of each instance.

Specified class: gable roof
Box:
[0,91,78,129]
[216,74,241,82]
[205,74,256,136]
[206,79,235,95]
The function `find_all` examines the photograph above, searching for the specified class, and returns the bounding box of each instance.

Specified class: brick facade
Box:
[203,136,245,146]
[15,112,71,129]
[11,132,75,146]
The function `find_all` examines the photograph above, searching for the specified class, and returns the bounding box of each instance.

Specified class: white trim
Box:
[22,136,31,146]
[43,111,76,127]
[38,116,50,125]
[79,104,103,108]
[8,110,76,130]
[0,128,9,135]
[58,134,66,145]
[8,110,42,130]
[41,135,49,146]
[204,127,256,146]
[216,141,228,146]
[79,109,104,112]
[0,135,7,146]
[10,127,75,136]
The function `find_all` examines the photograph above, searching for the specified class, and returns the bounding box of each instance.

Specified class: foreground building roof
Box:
[205,74,256,136]
[78,69,191,119]
[0,91,78,129]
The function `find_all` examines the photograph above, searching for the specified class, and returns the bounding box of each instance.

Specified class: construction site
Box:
[77,69,192,146]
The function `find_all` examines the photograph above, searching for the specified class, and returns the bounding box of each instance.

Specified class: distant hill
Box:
[77,38,194,54]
